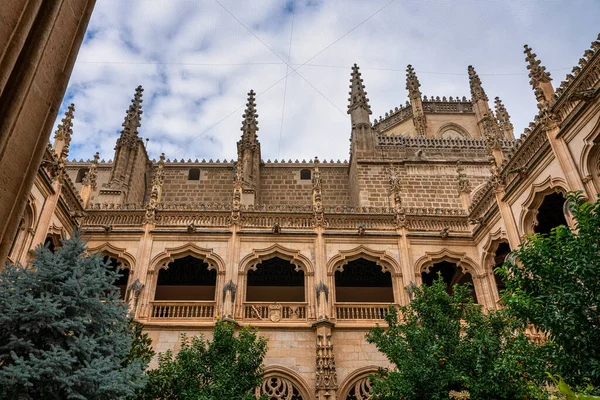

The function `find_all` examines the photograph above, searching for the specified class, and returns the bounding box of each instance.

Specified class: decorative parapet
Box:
[422,98,473,113]
[378,135,515,151]
[372,105,413,131]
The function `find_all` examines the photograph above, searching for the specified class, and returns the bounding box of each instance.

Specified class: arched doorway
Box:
[421,261,478,303]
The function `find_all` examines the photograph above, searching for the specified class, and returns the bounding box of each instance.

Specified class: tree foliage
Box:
[366,279,549,400]
[0,231,147,400]
[137,319,268,400]
[500,192,600,391]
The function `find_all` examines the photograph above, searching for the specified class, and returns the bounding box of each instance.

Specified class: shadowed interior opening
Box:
[335,258,394,303]
[535,192,568,235]
[247,257,305,302]
[155,255,216,301]
[421,261,477,303]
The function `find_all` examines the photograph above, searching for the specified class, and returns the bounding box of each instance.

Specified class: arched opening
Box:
[44,235,60,253]
[534,192,568,235]
[102,256,130,300]
[75,168,89,183]
[346,376,373,400]
[299,169,311,180]
[246,257,305,302]
[421,261,477,303]
[8,203,34,262]
[257,375,306,400]
[155,255,216,301]
[493,242,511,295]
[335,258,394,303]
[187,168,200,180]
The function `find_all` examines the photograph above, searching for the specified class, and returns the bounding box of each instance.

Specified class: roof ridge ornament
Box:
[524,44,552,87]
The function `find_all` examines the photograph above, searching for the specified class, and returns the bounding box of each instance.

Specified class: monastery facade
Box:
[6,34,600,400]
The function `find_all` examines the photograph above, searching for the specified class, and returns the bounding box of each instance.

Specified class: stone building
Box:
[7,34,600,400]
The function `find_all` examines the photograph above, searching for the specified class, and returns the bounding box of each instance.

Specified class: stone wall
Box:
[355,163,489,208]
[125,143,149,204]
[160,165,234,204]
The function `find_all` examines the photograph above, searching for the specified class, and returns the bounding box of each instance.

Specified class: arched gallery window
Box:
[246,257,305,302]
[346,376,373,400]
[534,192,568,235]
[335,258,394,303]
[421,261,477,303]
[493,242,511,295]
[102,256,130,300]
[75,168,89,183]
[155,255,216,301]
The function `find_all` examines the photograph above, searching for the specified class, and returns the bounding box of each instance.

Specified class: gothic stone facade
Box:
[7,35,600,400]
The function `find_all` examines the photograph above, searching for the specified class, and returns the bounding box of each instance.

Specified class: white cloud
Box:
[57,0,600,163]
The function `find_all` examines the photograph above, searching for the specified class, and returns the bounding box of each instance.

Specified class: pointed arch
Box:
[258,365,312,400]
[579,114,600,195]
[437,122,471,139]
[519,176,568,235]
[338,366,379,400]
[238,244,313,275]
[327,245,401,276]
[149,243,225,273]
[89,242,136,271]
[480,227,509,272]
[415,248,481,276]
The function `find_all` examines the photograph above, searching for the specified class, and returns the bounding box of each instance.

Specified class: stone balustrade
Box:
[335,303,395,320]
[149,301,216,320]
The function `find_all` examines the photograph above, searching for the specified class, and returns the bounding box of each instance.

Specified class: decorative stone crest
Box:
[82,152,99,189]
[315,333,338,392]
[456,161,471,193]
[231,162,243,226]
[312,157,325,228]
[269,302,282,322]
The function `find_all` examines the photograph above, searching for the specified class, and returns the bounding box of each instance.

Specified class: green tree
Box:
[500,192,600,392]
[366,279,549,400]
[0,231,147,400]
[138,319,268,400]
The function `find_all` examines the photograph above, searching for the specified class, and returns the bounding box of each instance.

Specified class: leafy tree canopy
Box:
[0,231,147,400]
[138,319,268,400]
[500,192,600,392]
[366,279,549,400]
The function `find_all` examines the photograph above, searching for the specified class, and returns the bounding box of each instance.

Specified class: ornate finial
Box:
[312,156,324,228]
[406,65,422,99]
[494,97,514,139]
[53,103,75,157]
[347,63,372,115]
[54,103,75,143]
[468,65,488,102]
[82,152,99,189]
[524,44,552,88]
[152,153,165,188]
[117,85,144,148]
[241,89,259,136]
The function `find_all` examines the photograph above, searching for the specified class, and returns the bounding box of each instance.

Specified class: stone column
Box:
[30,177,62,250]
[0,0,96,263]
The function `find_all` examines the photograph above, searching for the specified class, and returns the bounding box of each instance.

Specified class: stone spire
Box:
[238,89,259,153]
[236,90,261,204]
[406,65,428,137]
[116,85,144,149]
[406,65,422,99]
[494,97,514,140]
[53,103,75,158]
[524,44,554,103]
[468,65,488,103]
[347,64,372,126]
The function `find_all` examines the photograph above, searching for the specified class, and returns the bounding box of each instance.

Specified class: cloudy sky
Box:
[57,0,600,163]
